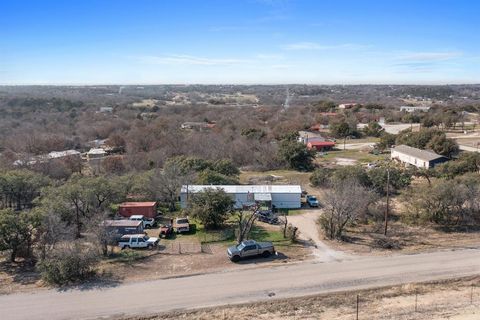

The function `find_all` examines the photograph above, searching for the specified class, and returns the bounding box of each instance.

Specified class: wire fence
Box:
[157,242,202,254]
[350,282,479,319]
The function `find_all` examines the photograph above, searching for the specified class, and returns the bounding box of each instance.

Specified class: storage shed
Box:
[180,185,302,209]
[119,202,157,218]
[391,145,448,168]
[103,220,144,239]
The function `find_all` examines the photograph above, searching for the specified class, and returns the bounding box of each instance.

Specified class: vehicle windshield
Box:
[236,243,246,251]
[143,236,149,241]
[177,219,188,224]
[309,196,317,201]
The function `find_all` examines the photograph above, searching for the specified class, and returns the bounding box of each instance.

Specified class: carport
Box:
[254,193,272,210]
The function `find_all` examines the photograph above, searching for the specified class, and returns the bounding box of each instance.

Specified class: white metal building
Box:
[180,185,302,209]
[391,145,448,168]
[399,106,431,113]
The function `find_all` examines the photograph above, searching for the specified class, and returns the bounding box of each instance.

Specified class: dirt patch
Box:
[334,157,357,166]
[123,276,480,320]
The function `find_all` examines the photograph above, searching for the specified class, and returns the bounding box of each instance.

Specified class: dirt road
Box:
[287,209,350,262]
[1,248,479,320]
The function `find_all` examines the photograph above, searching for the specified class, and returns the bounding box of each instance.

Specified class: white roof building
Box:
[48,150,81,159]
[180,185,302,209]
[400,106,431,113]
[87,148,107,159]
[391,145,448,168]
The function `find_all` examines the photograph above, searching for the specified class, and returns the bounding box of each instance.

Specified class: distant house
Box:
[180,122,216,130]
[298,133,335,151]
[99,107,113,113]
[400,106,431,113]
[307,140,336,152]
[87,148,106,160]
[47,150,81,160]
[14,149,81,166]
[391,145,448,168]
[119,202,157,219]
[338,103,358,109]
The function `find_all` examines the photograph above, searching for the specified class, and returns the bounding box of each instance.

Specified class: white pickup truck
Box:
[118,234,159,249]
[129,215,155,229]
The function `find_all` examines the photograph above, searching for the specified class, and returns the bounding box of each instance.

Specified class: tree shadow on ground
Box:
[55,274,122,292]
[0,259,41,286]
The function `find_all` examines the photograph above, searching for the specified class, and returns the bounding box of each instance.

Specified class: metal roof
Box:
[254,193,272,201]
[392,145,446,162]
[103,220,142,227]
[120,202,157,207]
[181,185,302,194]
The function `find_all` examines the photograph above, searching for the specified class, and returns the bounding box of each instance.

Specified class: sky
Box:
[1,0,480,85]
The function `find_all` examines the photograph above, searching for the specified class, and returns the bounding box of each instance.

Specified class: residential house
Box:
[391,145,448,168]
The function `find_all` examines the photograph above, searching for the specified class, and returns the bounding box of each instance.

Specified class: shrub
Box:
[38,243,98,285]
[310,167,332,187]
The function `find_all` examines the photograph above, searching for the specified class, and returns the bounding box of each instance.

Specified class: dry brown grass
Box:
[122,277,480,320]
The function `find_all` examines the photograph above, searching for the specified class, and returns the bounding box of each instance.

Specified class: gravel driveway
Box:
[287,209,352,262]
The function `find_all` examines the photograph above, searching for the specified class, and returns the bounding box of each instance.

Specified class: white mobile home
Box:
[180,185,302,209]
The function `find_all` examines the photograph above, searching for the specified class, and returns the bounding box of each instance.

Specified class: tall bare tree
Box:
[319,179,375,240]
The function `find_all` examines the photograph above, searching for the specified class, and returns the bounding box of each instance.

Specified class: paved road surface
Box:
[1,248,479,320]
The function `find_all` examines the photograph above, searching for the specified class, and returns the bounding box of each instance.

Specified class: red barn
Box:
[119,202,157,218]
[307,141,335,152]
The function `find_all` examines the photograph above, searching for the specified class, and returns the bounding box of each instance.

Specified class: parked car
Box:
[174,217,190,233]
[118,234,159,249]
[128,215,155,229]
[306,195,319,207]
[255,210,279,224]
[227,240,275,262]
[159,224,174,238]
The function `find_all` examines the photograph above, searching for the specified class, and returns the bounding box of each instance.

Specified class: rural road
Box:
[1,248,480,320]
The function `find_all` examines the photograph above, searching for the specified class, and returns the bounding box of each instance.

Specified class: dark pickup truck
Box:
[227,240,275,262]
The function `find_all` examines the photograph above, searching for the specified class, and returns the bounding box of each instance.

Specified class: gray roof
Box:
[392,145,446,162]
[181,185,302,194]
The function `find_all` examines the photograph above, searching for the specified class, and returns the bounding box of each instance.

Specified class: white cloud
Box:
[136,54,251,66]
[397,51,463,62]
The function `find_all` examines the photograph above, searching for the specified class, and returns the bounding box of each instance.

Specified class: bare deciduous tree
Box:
[236,207,257,243]
[319,179,375,240]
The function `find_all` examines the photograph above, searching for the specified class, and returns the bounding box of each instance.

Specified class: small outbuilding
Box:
[307,140,336,152]
[180,185,302,209]
[119,202,157,219]
[391,144,448,168]
[103,220,144,238]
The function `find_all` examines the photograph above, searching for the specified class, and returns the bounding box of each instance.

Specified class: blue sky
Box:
[1,0,479,84]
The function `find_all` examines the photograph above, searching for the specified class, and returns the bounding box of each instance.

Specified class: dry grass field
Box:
[124,277,480,320]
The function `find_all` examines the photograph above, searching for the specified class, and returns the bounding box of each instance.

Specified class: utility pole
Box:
[384,165,390,236]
